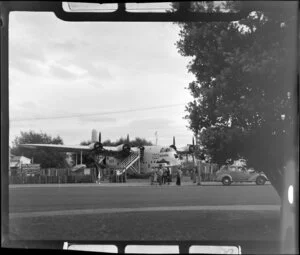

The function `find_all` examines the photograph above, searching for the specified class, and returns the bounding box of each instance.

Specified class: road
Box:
[9,183,279,213]
[8,183,281,246]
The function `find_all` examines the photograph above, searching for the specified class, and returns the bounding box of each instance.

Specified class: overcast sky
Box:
[9,11,195,147]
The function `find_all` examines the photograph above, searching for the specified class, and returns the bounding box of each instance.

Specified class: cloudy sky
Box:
[9,10,195,147]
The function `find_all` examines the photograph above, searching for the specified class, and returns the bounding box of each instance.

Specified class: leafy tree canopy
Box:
[80,137,153,147]
[175,2,297,197]
[11,130,67,168]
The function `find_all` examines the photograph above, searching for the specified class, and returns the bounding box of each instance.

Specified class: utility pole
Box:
[155,131,158,145]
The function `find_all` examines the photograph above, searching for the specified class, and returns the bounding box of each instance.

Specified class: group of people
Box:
[150,165,183,186]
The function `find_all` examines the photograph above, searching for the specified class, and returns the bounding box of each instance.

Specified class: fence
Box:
[41,168,71,176]
[9,174,94,184]
[9,167,97,184]
[199,162,220,181]
[182,162,220,182]
[9,164,222,184]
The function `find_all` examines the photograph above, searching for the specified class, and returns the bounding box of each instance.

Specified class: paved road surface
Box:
[8,184,281,245]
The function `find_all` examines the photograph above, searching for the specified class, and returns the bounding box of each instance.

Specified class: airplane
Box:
[19,129,198,180]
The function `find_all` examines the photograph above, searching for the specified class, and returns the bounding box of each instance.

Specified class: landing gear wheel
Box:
[222,177,232,186]
[256,176,266,185]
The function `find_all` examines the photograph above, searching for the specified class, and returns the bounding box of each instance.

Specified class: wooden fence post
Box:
[193,166,196,183]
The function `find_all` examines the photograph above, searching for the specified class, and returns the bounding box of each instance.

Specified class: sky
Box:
[9,10,195,147]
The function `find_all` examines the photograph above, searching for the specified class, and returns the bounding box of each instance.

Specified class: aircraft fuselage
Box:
[99,145,181,174]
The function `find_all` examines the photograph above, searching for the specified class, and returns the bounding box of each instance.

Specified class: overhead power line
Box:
[10,103,186,122]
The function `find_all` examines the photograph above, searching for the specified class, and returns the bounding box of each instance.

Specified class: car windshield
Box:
[6,1,298,253]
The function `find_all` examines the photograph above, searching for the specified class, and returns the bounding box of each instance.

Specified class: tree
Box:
[125,137,153,147]
[175,2,297,197]
[102,137,153,147]
[11,130,68,168]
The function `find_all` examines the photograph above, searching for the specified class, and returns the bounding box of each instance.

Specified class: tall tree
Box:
[11,131,68,168]
[175,2,297,197]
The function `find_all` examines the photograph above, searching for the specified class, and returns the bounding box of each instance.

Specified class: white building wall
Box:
[19,156,31,164]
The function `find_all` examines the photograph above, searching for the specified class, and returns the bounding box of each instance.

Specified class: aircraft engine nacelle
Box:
[139,146,145,160]
[114,144,131,154]
[93,142,103,153]
[169,144,177,151]
[122,143,131,154]
[189,145,195,153]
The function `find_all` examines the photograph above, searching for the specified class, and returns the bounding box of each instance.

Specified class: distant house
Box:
[10,154,31,167]
[9,154,31,176]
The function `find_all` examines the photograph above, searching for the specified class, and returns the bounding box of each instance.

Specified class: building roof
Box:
[10,155,31,160]
[10,161,20,168]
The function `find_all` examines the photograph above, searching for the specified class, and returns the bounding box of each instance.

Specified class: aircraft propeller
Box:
[189,137,195,153]
[92,132,104,153]
[170,136,177,151]
[170,136,196,155]
[122,134,131,154]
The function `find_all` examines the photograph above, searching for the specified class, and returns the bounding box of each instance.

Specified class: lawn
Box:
[9,210,280,241]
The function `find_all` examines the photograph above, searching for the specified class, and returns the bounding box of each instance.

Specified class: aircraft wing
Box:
[176,145,197,155]
[102,144,132,156]
[19,144,91,153]
[19,143,132,156]
[171,136,197,155]
[103,146,124,152]
[176,146,190,154]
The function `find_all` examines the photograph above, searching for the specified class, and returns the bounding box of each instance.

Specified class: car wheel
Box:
[222,177,231,186]
[256,176,266,185]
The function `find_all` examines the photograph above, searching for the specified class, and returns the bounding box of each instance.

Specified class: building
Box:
[10,154,31,167]
[9,154,32,176]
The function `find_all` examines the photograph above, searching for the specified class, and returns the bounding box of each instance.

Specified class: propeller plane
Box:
[19,129,198,178]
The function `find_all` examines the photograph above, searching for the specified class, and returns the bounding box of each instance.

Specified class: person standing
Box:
[176,167,182,186]
[150,169,154,185]
[150,167,155,185]
[158,166,163,185]
[153,169,158,185]
[97,168,101,184]
[166,167,171,185]
[162,167,167,184]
